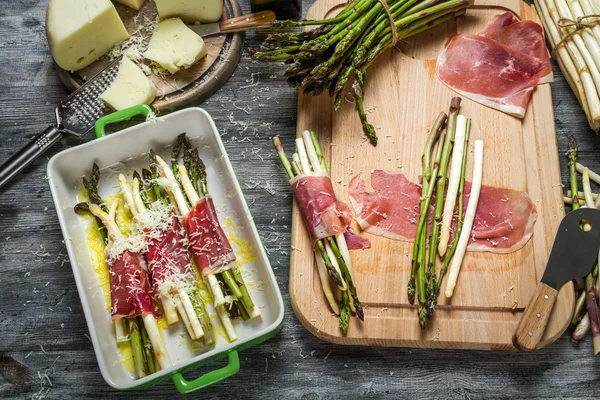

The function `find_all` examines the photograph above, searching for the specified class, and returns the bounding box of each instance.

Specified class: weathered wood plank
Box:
[1,0,600,398]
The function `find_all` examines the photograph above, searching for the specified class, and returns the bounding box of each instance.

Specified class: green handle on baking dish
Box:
[172,350,240,394]
[94,104,152,139]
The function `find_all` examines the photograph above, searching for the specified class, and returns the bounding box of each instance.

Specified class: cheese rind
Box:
[155,0,224,23]
[99,57,156,111]
[113,0,146,10]
[144,18,208,74]
[46,0,129,71]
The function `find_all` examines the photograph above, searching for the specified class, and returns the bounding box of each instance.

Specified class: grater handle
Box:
[0,126,63,189]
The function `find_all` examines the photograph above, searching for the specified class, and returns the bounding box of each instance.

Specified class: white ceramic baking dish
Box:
[47,106,284,393]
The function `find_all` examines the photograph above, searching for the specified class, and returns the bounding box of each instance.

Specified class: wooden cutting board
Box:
[291,0,573,350]
[53,0,243,112]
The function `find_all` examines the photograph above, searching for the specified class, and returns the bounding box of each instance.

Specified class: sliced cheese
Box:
[113,0,146,10]
[99,57,156,111]
[46,0,129,71]
[144,18,208,74]
[155,0,223,23]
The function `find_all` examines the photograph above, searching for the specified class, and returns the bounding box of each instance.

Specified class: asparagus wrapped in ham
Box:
[75,164,172,379]
[118,172,213,344]
[273,131,364,333]
[153,135,260,342]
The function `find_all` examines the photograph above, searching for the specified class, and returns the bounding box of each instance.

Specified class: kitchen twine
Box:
[553,15,600,56]
[347,0,399,46]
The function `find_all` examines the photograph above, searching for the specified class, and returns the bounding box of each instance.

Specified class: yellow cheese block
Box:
[113,0,146,10]
[155,0,224,23]
[99,57,156,111]
[144,18,208,74]
[46,0,129,71]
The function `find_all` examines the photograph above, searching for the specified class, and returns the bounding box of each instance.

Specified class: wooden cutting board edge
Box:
[290,0,574,350]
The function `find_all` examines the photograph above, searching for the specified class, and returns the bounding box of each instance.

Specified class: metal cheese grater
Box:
[0,59,121,189]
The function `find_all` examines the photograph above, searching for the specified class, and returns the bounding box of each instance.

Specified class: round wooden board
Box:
[54,0,243,112]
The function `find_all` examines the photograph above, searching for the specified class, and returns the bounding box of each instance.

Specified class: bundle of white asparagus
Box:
[534,0,600,131]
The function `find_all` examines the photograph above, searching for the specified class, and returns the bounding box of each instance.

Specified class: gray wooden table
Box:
[1,1,600,398]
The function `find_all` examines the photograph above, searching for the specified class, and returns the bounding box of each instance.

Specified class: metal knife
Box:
[190,10,276,38]
[513,208,600,352]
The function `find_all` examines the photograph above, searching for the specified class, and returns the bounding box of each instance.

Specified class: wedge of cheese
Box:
[46,0,129,71]
[99,57,156,111]
[113,0,146,10]
[144,18,208,74]
[155,0,223,23]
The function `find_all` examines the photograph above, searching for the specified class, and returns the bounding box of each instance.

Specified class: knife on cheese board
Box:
[190,10,276,37]
[513,208,600,352]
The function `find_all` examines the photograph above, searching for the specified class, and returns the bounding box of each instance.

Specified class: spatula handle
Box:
[0,126,63,189]
[512,282,558,352]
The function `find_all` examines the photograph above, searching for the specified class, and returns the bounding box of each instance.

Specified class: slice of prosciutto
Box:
[479,15,553,84]
[436,12,552,118]
[291,172,370,249]
[108,249,158,319]
[184,195,236,276]
[348,170,537,253]
[145,216,194,295]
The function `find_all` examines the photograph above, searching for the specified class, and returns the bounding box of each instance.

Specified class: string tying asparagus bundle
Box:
[407,98,482,328]
[75,164,171,379]
[118,171,214,345]
[252,0,473,145]
[534,0,600,132]
[153,134,260,342]
[273,131,363,333]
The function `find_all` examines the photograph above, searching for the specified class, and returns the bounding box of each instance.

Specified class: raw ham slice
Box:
[479,16,553,84]
[145,216,194,294]
[436,13,552,118]
[348,170,537,253]
[479,12,519,35]
[291,173,370,249]
[184,196,236,276]
[108,249,158,319]
[437,34,543,118]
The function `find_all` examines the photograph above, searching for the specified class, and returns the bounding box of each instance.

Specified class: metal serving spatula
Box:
[513,208,600,352]
[0,59,120,190]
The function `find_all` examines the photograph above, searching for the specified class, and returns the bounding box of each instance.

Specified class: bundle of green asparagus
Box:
[252,0,473,145]
[273,131,363,333]
[408,97,483,328]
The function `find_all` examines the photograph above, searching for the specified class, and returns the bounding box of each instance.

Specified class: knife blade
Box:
[190,10,276,38]
[513,208,600,352]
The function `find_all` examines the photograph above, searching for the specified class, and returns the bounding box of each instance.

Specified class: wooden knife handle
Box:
[219,11,276,33]
[512,282,558,352]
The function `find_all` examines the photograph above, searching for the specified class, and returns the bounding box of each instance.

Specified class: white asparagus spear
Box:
[315,255,340,314]
[115,318,128,343]
[439,115,467,257]
[178,288,204,339]
[174,295,195,340]
[445,140,484,298]
[154,155,190,215]
[302,130,324,174]
[576,162,600,185]
[142,313,173,369]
